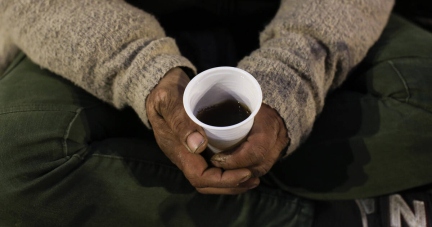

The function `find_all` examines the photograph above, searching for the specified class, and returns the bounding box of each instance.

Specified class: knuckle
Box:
[171,112,187,132]
[189,179,200,188]
[217,175,226,186]
[253,144,268,162]
[154,89,170,104]
[252,165,270,177]
[153,89,175,114]
[186,171,199,181]
[187,175,204,188]
[183,163,200,179]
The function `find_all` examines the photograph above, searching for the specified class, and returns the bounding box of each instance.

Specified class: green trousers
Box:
[265,14,432,200]
[0,14,431,227]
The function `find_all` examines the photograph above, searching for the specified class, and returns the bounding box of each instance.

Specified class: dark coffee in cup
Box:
[196,99,251,127]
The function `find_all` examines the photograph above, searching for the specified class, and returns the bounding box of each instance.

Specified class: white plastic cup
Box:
[183,67,262,153]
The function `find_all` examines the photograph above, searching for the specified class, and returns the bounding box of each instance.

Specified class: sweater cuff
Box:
[238,56,317,157]
[132,54,196,129]
[114,38,196,129]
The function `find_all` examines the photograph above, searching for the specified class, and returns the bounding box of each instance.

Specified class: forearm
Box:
[0,0,195,127]
[238,0,394,156]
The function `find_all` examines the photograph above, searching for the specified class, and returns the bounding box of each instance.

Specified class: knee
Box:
[0,107,86,197]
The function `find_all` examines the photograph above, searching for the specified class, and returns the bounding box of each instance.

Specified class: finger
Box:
[238,177,260,189]
[175,140,257,189]
[211,107,279,169]
[196,177,260,195]
[157,130,253,188]
[149,111,253,190]
[184,157,253,188]
[153,87,208,154]
[196,187,249,195]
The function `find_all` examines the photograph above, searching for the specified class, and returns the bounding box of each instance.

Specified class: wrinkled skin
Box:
[146,67,289,194]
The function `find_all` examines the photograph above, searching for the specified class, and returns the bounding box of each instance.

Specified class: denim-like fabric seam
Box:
[63,107,84,157]
[389,97,432,115]
[71,149,87,161]
[372,56,432,68]
[388,60,410,104]
[0,108,77,116]
[0,103,93,115]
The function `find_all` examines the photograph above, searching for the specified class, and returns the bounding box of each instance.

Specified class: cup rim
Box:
[183,66,262,131]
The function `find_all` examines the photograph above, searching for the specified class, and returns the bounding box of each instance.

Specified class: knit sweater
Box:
[0,0,394,156]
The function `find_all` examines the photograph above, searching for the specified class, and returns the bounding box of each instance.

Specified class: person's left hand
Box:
[210,104,290,179]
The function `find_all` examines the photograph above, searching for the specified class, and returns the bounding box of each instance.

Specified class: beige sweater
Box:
[0,0,394,156]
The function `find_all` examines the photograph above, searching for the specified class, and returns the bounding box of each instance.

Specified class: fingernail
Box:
[249,184,259,189]
[187,132,204,153]
[240,174,251,184]
[211,154,226,162]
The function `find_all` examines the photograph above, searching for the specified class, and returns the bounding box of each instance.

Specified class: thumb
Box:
[186,131,207,154]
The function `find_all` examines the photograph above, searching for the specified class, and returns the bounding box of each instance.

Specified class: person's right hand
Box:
[146,67,260,194]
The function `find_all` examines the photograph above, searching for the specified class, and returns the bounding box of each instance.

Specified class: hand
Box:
[146,67,260,194]
[211,104,290,179]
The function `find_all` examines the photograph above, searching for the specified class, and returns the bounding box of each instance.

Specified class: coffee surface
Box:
[196,99,251,127]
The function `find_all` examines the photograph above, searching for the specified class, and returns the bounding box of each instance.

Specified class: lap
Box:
[0,53,313,227]
[266,14,432,200]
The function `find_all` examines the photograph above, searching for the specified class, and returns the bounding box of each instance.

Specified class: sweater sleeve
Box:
[0,0,196,128]
[237,0,394,157]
